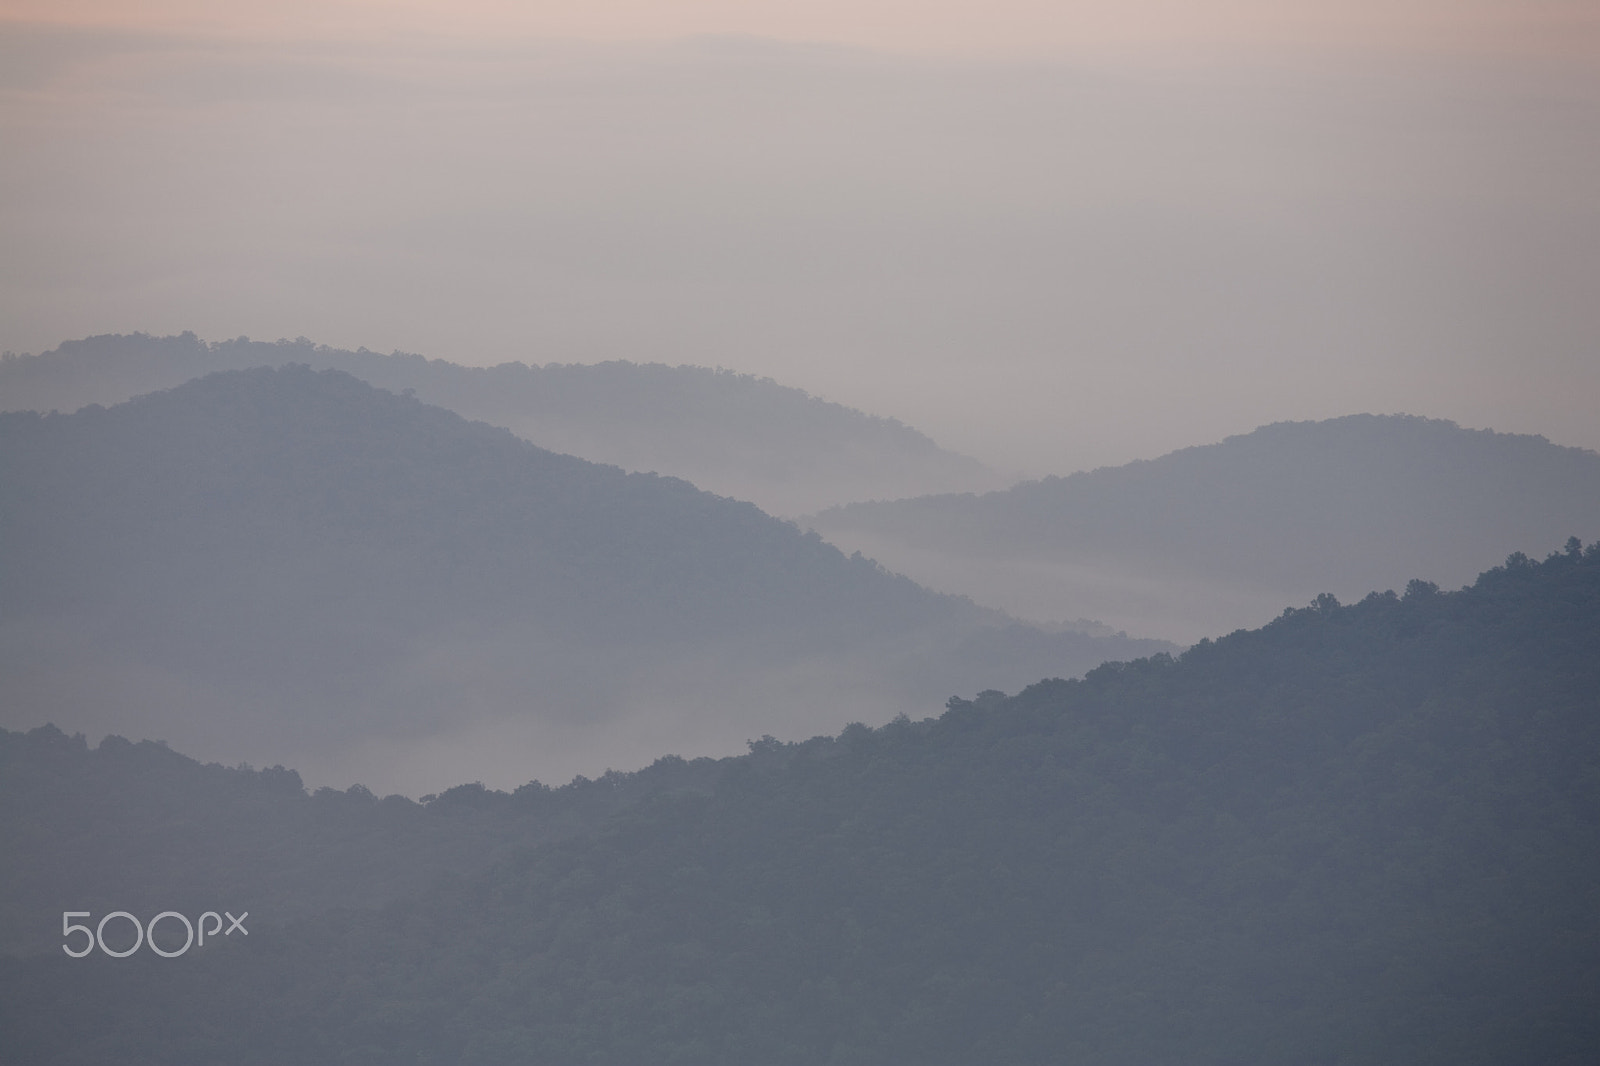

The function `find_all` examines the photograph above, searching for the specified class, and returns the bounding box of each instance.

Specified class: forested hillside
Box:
[0,366,1160,792]
[0,725,725,957]
[3,544,1595,1064]
[0,333,998,514]
[809,414,1600,640]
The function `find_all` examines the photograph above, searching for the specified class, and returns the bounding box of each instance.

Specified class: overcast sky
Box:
[2,1,1596,475]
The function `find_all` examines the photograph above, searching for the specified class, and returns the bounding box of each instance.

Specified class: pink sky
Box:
[4,0,1596,58]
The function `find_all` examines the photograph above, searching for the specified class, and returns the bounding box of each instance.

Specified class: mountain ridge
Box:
[3,540,1594,1063]
[0,332,1000,514]
[808,413,1600,640]
[0,365,1166,793]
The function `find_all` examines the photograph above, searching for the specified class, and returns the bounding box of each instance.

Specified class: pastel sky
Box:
[2,0,1597,474]
[5,0,1596,57]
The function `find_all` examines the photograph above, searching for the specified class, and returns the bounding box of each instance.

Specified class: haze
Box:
[2,0,1597,475]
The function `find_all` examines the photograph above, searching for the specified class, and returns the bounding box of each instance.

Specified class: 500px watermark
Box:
[61,910,248,958]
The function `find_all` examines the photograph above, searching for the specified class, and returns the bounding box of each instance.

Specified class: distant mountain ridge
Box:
[808,414,1600,641]
[0,333,999,514]
[0,366,1165,792]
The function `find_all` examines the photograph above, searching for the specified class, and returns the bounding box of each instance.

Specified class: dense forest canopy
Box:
[3,543,1595,1063]
[809,414,1600,640]
[0,333,998,515]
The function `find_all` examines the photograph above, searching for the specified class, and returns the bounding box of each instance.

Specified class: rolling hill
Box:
[807,414,1600,641]
[0,333,999,515]
[3,543,1595,1063]
[0,366,1161,793]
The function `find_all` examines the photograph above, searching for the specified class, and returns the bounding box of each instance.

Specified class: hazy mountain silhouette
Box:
[0,367,1163,792]
[0,333,999,515]
[808,415,1600,641]
[4,544,1595,1063]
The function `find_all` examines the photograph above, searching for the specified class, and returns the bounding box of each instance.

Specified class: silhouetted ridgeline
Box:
[2,544,1595,1064]
[0,333,998,514]
[0,366,1163,791]
[809,414,1600,640]
[0,725,724,957]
